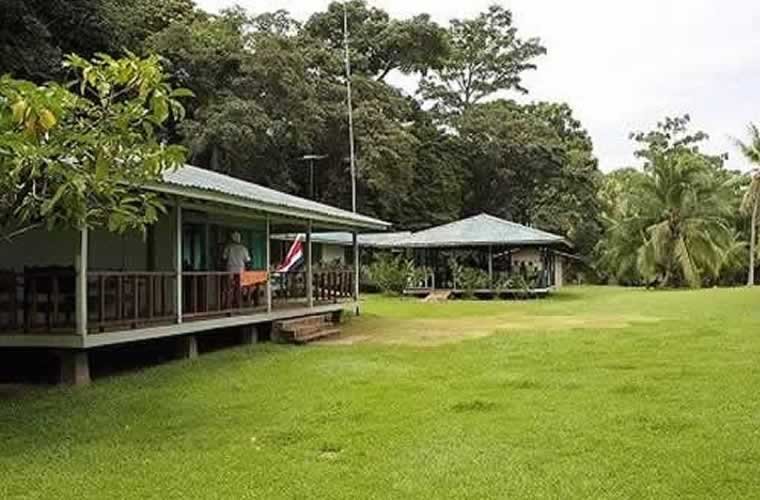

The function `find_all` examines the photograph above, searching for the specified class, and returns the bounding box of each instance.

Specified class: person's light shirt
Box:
[224,243,251,273]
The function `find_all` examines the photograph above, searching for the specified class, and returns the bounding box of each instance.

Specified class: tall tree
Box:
[304,0,449,81]
[0,0,118,82]
[419,5,545,116]
[735,123,760,286]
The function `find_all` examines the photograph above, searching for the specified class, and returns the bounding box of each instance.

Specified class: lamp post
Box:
[297,154,327,200]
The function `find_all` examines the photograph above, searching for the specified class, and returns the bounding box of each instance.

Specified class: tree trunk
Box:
[749,199,758,287]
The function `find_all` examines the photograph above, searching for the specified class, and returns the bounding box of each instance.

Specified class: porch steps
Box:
[272,313,341,344]
[423,290,453,302]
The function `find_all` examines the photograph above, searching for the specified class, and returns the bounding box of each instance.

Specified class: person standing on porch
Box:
[223,232,251,273]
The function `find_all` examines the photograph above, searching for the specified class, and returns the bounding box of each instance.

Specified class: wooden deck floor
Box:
[0,300,353,349]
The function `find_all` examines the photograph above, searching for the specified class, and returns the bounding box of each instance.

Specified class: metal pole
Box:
[175,201,183,324]
[309,159,315,200]
[352,231,359,314]
[488,245,494,288]
[345,3,360,314]
[344,2,357,214]
[75,226,88,336]
[306,220,313,308]
[266,215,272,313]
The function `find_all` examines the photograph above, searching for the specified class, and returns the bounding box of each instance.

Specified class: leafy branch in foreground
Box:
[0,52,193,242]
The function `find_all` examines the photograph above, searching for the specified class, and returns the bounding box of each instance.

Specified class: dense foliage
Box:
[596,116,749,287]
[0,54,189,239]
[0,0,600,249]
[2,0,758,286]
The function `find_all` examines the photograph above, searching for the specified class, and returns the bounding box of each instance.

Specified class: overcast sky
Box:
[196,0,760,172]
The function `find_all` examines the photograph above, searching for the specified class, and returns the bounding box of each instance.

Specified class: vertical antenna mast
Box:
[343,2,357,213]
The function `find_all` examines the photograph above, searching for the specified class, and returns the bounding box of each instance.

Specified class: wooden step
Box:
[277,314,331,331]
[293,327,341,344]
[423,290,453,302]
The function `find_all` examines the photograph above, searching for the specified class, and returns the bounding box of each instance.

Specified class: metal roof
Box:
[151,165,390,230]
[395,213,569,248]
[272,231,412,248]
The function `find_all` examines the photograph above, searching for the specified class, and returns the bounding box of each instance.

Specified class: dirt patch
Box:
[320,313,660,347]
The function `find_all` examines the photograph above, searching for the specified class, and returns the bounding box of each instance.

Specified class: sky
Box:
[196,0,760,172]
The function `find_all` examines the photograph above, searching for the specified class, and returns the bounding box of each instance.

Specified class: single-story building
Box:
[397,213,570,295]
[274,213,571,297]
[0,165,389,384]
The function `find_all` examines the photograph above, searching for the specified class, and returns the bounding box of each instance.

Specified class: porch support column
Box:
[75,226,88,336]
[59,350,90,386]
[488,245,494,288]
[175,201,183,324]
[266,216,272,313]
[352,231,360,315]
[306,220,313,308]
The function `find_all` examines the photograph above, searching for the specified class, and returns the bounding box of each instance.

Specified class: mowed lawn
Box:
[2,287,760,499]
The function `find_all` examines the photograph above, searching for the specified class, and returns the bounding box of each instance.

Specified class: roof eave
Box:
[147,182,391,231]
[397,239,570,248]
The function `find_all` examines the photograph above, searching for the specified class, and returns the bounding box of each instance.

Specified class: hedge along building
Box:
[0,165,389,384]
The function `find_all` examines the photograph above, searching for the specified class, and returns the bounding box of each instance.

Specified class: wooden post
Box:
[488,245,494,288]
[75,226,88,336]
[352,231,360,315]
[175,201,183,324]
[59,350,90,385]
[306,220,313,308]
[266,216,272,313]
[176,335,198,360]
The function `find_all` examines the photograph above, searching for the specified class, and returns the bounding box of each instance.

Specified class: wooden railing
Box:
[272,271,307,305]
[182,272,264,320]
[0,269,77,333]
[0,267,356,335]
[87,272,176,332]
[313,269,354,303]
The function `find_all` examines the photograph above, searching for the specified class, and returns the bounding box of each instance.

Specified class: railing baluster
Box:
[49,275,59,331]
[203,275,209,313]
[148,275,154,320]
[116,275,123,322]
[133,275,139,325]
[98,275,105,328]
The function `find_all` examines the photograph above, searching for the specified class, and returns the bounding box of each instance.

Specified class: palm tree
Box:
[735,123,760,286]
[634,156,733,288]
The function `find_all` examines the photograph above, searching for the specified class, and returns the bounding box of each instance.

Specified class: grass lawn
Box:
[2,286,760,499]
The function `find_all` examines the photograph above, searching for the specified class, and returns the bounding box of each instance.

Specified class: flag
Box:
[277,235,304,272]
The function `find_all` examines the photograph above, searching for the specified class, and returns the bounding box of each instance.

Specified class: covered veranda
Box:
[0,165,389,382]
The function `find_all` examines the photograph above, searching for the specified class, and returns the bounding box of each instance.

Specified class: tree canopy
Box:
[4,1,757,287]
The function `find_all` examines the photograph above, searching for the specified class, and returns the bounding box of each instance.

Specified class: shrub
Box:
[367,253,418,295]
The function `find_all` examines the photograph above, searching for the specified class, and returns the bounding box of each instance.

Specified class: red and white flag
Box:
[277,235,304,272]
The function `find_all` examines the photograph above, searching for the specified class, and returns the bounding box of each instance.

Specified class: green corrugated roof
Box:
[152,165,390,230]
[395,214,569,248]
[272,231,412,248]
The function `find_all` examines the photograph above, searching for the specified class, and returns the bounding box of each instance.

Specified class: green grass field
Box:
[2,286,760,499]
